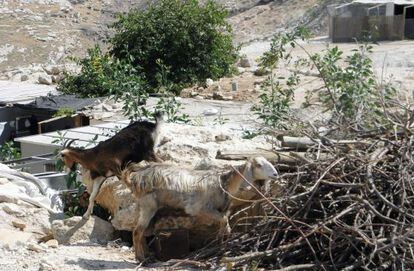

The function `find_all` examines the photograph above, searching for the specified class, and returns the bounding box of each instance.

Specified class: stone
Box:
[203,108,218,116]
[239,56,251,68]
[231,81,238,92]
[254,67,271,76]
[213,92,233,101]
[45,239,58,248]
[2,203,24,216]
[38,75,53,85]
[12,219,26,230]
[194,158,217,170]
[0,229,33,250]
[215,134,231,142]
[205,78,214,87]
[20,74,29,81]
[39,259,54,271]
[0,178,9,185]
[27,242,46,252]
[51,75,63,83]
[43,66,60,75]
[51,215,115,244]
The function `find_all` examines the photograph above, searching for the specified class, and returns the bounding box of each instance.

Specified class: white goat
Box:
[120,156,278,261]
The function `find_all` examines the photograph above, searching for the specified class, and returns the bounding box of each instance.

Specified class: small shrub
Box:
[252,27,309,129]
[53,107,75,117]
[306,43,396,129]
[52,132,86,217]
[110,0,237,93]
[253,27,394,132]
[154,97,190,123]
[57,46,143,98]
[0,141,21,161]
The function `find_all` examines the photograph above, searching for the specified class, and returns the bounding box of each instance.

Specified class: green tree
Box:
[57,46,143,98]
[110,0,237,93]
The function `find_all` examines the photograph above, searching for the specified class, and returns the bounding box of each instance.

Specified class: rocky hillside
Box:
[0,0,341,82]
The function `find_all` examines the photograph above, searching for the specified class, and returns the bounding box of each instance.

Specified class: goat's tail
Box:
[119,162,134,189]
[119,161,150,191]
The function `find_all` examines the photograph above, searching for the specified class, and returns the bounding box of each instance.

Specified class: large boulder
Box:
[51,215,115,244]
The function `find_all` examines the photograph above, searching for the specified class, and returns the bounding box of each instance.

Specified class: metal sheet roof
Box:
[0,80,57,104]
[353,0,414,5]
[15,121,129,148]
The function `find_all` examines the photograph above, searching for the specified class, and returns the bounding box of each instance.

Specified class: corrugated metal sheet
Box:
[0,80,57,104]
[15,120,130,149]
[353,0,414,5]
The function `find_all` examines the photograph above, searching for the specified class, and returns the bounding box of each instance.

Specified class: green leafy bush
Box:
[110,0,237,93]
[0,141,21,161]
[53,107,75,117]
[252,27,309,129]
[307,44,396,129]
[57,46,143,98]
[253,27,395,131]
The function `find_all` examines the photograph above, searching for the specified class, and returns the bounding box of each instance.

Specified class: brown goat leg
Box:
[133,195,158,261]
[133,226,147,262]
[82,176,105,220]
[196,208,231,235]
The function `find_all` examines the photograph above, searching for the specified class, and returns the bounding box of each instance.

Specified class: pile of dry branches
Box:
[184,121,414,270]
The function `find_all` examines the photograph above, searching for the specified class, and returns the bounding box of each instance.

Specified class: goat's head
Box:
[59,139,77,172]
[249,156,278,181]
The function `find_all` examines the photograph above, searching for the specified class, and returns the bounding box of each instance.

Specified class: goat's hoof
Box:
[135,255,145,263]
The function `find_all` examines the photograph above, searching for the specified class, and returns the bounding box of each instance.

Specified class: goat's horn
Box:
[62,139,70,148]
[66,139,76,148]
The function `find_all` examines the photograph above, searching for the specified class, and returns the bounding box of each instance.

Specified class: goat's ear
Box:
[60,149,70,157]
[251,157,262,168]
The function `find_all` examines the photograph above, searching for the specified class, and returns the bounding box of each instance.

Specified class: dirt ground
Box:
[0,241,138,271]
[181,39,414,106]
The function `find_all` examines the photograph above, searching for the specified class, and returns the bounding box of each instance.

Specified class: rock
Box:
[213,92,233,101]
[38,75,53,85]
[12,219,26,231]
[231,81,238,92]
[27,242,46,252]
[159,136,172,146]
[205,78,214,87]
[43,66,60,75]
[239,56,251,68]
[39,259,54,271]
[51,216,115,244]
[215,134,231,142]
[190,91,199,97]
[45,239,58,248]
[254,67,271,76]
[0,229,32,250]
[2,203,24,216]
[237,67,246,73]
[194,158,217,170]
[51,75,63,83]
[203,108,219,116]
[0,178,9,185]
[20,74,29,81]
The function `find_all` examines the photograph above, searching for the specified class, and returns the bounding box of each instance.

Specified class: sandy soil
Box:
[0,241,138,271]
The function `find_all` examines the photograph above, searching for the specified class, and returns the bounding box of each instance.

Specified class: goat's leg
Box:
[147,151,163,163]
[196,208,231,235]
[82,176,105,220]
[133,195,158,262]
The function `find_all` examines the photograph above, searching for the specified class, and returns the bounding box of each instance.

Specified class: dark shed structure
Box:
[329,0,414,42]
